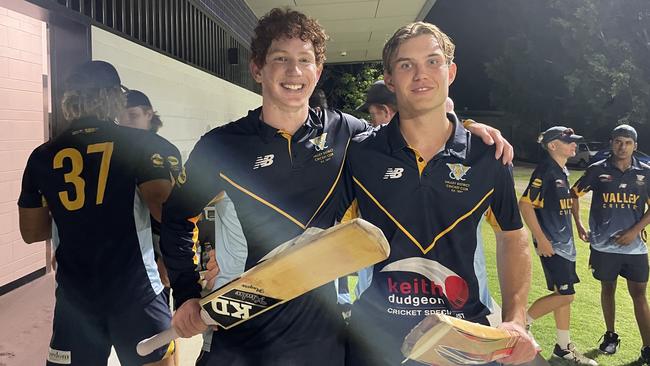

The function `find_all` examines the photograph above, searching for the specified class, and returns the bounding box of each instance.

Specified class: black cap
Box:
[126,90,152,108]
[611,124,637,142]
[356,80,396,113]
[538,126,583,145]
[65,60,123,91]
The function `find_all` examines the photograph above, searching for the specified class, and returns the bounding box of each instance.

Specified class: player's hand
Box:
[498,322,537,365]
[535,238,555,257]
[201,250,219,290]
[614,228,638,246]
[576,224,590,242]
[464,120,513,165]
[172,298,208,338]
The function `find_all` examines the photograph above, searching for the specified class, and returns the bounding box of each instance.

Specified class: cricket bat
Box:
[137,218,390,356]
[401,314,519,365]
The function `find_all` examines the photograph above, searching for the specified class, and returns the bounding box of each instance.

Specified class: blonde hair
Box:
[62,87,126,122]
[382,22,455,74]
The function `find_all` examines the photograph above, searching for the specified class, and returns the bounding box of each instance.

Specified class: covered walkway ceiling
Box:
[243,0,437,63]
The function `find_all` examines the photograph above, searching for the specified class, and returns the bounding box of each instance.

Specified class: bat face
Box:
[402,314,519,366]
[198,218,391,329]
[436,345,504,365]
[137,219,389,357]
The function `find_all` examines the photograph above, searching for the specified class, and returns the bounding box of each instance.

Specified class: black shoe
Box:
[598,331,620,355]
[640,346,650,365]
[552,343,598,365]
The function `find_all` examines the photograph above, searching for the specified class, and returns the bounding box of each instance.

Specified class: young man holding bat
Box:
[161,8,512,366]
[342,22,537,366]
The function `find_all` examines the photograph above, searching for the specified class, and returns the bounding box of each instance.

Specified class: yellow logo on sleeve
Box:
[151,153,164,168]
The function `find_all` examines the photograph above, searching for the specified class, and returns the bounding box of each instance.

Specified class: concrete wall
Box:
[91,26,261,160]
[0,6,47,287]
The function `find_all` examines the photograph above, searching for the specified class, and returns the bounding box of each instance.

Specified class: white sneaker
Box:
[552,343,598,366]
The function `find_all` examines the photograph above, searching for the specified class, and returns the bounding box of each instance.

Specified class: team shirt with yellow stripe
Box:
[571,156,650,255]
[161,107,370,356]
[521,158,576,261]
[18,117,181,311]
[342,113,522,364]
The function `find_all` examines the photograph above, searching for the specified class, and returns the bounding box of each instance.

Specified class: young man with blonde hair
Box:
[343,22,536,366]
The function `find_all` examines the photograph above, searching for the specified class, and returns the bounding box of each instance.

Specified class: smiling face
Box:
[250,37,323,114]
[384,34,456,118]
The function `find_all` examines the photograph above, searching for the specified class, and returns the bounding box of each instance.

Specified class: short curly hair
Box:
[251,8,328,67]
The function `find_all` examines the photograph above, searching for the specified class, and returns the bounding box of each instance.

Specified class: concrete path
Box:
[0,273,202,366]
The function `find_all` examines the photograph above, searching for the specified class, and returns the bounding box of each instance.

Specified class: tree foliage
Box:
[486,0,650,145]
[324,63,383,116]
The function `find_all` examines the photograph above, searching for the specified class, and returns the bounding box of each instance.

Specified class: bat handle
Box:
[136,327,178,356]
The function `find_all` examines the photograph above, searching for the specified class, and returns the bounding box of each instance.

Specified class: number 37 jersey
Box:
[18,117,181,310]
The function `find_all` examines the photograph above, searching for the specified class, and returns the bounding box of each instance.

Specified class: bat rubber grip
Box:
[136,327,178,356]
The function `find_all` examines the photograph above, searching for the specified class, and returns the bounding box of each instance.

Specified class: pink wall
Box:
[0,6,47,287]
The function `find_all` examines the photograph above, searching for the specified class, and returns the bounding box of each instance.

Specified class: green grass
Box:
[348,165,646,365]
[483,165,646,365]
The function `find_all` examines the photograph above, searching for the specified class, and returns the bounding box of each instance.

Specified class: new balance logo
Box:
[210,298,253,320]
[383,168,404,179]
[253,154,274,169]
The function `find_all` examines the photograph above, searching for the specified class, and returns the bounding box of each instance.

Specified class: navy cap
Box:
[126,90,152,108]
[356,80,397,113]
[611,124,637,142]
[65,60,123,91]
[538,126,583,145]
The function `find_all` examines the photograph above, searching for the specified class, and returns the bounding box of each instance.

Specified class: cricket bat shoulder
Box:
[402,314,519,366]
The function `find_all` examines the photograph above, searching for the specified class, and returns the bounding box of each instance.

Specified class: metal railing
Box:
[54,0,257,92]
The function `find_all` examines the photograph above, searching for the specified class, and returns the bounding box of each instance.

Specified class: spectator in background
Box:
[356,80,397,127]
[571,124,650,364]
[119,90,175,301]
[309,88,329,113]
[119,90,163,132]
[520,126,597,365]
